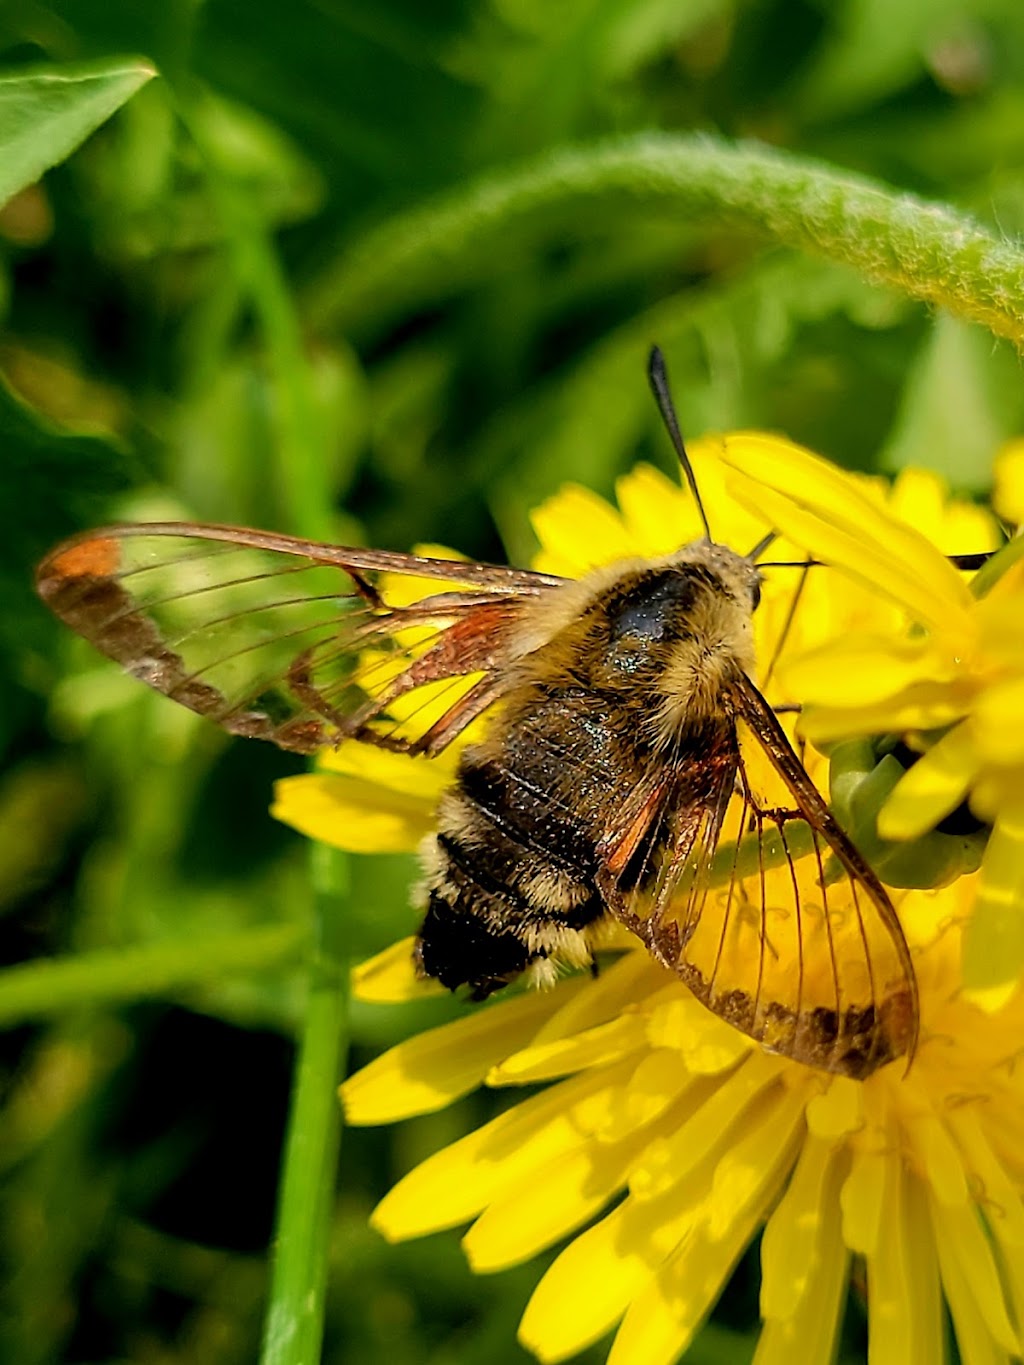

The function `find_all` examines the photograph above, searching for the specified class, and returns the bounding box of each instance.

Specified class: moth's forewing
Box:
[599,685,917,1080]
[36,523,558,755]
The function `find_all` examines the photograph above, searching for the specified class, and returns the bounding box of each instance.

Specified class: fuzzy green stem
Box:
[312,133,1024,345]
[260,844,350,1365]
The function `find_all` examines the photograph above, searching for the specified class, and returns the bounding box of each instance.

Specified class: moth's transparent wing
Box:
[598,689,917,1080]
[36,522,562,754]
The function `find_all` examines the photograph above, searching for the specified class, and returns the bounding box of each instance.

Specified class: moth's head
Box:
[680,539,763,613]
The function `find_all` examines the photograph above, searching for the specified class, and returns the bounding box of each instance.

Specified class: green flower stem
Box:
[260,844,350,1365]
[312,133,1024,345]
[0,925,305,1027]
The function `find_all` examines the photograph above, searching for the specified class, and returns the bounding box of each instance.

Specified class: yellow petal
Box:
[796,690,965,745]
[910,1115,970,1207]
[518,1170,709,1362]
[889,467,999,560]
[463,1080,656,1271]
[379,542,467,606]
[351,938,444,1003]
[607,1086,805,1365]
[805,1077,864,1140]
[973,676,1024,763]
[517,1206,657,1361]
[614,463,699,555]
[887,468,952,546]
[272,770,432,851]
[865,1163,944,1365]
[272,745,446,853]
[341,986,575,1124]
[488,1012,649,1085]
[948,1108,1024,1248]
[644,994,753,1073]
[962,801,1024,999]
[530,483,634,575]
[976,558,1024,636]
[598,1048,702,1144]
[720,435,973,635]
[629,1053,785,1202]
[878,721,980,841]
[705,1082,807,1240]
[317,736,455,790]
[948,1109,1024,1330]
[993,438,1024,526]
[754,1197,848,1365]
[686,435,782,551]
[780,634,947,708]
[932,1191,1020,1356]
[526,950,664,1047]
[759,1135,845,1323]
[841,1146,890,1255]
[371,1065,623,1240]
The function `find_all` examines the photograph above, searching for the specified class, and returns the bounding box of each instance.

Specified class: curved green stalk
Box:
[312,133,1024,345]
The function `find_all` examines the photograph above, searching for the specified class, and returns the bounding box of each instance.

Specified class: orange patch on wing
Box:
[48,537,120,580]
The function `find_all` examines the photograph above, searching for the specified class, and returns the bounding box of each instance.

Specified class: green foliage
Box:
[3,4,1024,1364]
[0,58,154,208]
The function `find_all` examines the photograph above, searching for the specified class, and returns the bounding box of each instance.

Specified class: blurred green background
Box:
[5,2,1024,1362]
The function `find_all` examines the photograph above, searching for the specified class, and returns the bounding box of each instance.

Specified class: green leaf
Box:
[0,57,156,209]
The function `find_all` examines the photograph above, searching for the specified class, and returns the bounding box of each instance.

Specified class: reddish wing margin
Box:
[36,521,564,755]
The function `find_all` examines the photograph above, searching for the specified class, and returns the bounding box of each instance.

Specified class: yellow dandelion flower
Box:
[344,881,1024,1365]
[274,439,1021,1365]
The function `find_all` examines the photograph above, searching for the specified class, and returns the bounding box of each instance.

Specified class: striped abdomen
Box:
[414,687,641,997]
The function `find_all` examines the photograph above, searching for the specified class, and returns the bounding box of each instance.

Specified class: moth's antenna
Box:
[747,531,777,561]
[647,346,712,541]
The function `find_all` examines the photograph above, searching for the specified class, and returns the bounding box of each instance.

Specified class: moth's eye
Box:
[750,578,762,611]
